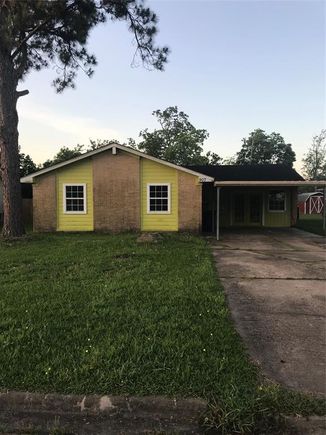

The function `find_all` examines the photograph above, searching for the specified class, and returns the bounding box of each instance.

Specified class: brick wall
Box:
[178,172,202,232]
[93,150,140,232]
[33,174,56,231]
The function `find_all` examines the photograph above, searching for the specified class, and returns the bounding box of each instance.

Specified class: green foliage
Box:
[135,106,222,165]
[19,153,38,177]
[87,138,120,151]
[205,150,222,165]
[42,145,84,168]
[236,129,296,166]
[0,0,169,92]
[222,155,237,165]
[302,129,326,180]
[41,139,122,168]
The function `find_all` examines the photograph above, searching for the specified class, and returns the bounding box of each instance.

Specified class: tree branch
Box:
[16,89,29,98]
[11,21,48,60]
[11,1,78,60]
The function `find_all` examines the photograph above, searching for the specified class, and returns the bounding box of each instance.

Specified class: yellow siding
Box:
[141,159,178,231]
[57,159,94,231]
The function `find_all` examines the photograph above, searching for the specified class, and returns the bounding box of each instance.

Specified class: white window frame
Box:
[268,190,286,213]
[147,183,171,214]
[63,183,87,214]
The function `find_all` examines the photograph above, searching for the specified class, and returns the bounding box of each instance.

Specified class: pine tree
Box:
[0,0,168,237]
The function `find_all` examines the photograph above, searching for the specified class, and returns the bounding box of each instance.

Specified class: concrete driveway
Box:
[212,228,326,395]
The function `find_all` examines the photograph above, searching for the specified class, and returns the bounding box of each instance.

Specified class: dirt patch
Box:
[137,233,163,243]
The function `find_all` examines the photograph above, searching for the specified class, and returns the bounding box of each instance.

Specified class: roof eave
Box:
[214,180,326,186]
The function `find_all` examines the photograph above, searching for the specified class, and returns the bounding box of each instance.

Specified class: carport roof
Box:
[186,164,304,182]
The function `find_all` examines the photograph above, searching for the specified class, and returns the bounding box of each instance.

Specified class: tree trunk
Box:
[0,49,25,238]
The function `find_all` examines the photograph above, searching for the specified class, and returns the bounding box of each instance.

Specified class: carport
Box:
[187,163,326,239]
[214,180,326,240]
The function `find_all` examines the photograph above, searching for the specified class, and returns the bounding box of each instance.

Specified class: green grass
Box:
[0,232,324,433]
[296,217,326,236]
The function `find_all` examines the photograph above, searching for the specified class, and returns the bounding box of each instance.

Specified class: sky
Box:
[18,0,325,173]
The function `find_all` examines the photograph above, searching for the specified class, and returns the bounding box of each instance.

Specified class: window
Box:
[147,184,170,213]
[268,190,286,212]
[64,184,86,214]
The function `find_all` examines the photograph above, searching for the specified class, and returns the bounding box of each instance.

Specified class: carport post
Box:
[216,187,220,240]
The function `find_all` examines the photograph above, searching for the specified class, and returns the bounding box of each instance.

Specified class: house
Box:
[21,143,213,233]
[298,191,324,215]
[21,143,326,237]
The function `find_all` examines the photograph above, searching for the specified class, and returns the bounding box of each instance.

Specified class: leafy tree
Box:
[223,156,237,165]
[205,151,222,165]
[42,145,84,168]
[236,129,296,166]
[0,1,168,237]
[136,106,222,165]
[0,148,38,178]
[20,153,38,177]
[302,129,326,180]
[42,139,124,167]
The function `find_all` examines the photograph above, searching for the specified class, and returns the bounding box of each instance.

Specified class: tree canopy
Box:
[42,145,84,168]
[236,129,296,166]
[302,129,326,180]
[1,0,169,92]
[87,138,120,151]
[0,0,168,237]
[134,106,222,165]
[19,152,38,177]
[41,139,120,167]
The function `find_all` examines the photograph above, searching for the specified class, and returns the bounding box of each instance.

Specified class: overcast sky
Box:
[18,0,325,173]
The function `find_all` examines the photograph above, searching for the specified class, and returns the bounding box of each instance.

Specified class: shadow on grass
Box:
[296,218,326,236]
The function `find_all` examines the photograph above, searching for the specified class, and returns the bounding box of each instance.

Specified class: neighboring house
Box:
[298,192,324,215]
[21,143,325,237]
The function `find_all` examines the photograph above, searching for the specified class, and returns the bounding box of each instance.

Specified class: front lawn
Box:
[0,233,324,433]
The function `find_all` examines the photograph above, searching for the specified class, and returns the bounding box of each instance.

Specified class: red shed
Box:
[298,192,324,214]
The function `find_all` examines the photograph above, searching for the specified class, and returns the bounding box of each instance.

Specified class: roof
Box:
[21,143,214,183]
[298,192,324,202]
[185,164,305,182]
